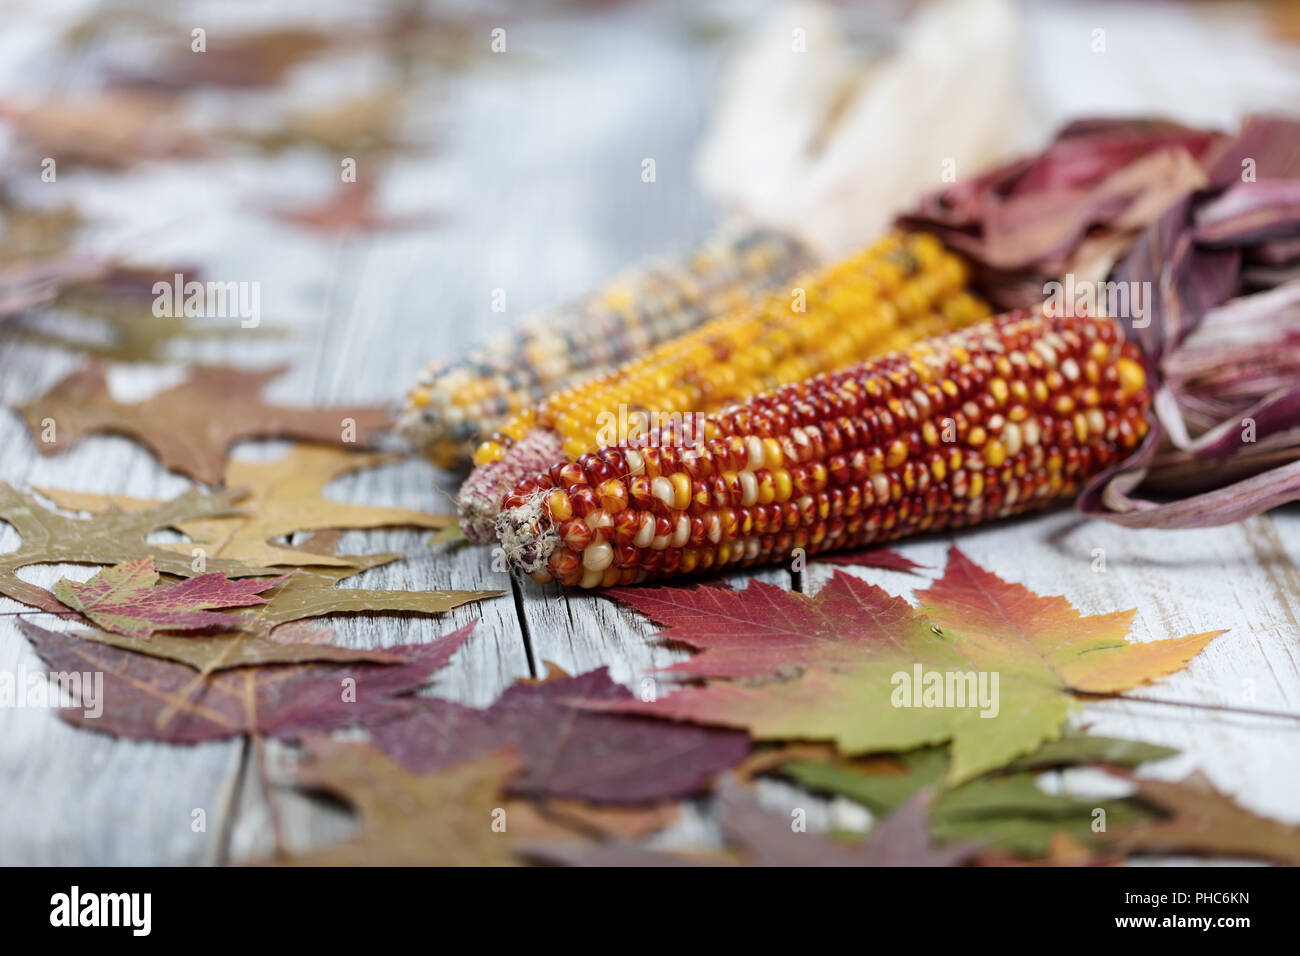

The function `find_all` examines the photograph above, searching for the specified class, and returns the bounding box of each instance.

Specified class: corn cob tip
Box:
[397,404,443,454]
[496,490,559,574]
[457,427,564,543]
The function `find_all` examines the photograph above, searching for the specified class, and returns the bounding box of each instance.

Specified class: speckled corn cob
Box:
[398,229,812,468]
[459,232,990,541]
[496,308,1151,586]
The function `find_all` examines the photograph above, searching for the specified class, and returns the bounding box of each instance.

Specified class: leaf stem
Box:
[1073,689,1300,722]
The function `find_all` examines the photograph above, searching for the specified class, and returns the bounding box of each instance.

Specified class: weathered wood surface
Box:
[1,1,1298,865]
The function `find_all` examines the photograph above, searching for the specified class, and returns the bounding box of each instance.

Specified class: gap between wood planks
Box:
[508,570,539,679]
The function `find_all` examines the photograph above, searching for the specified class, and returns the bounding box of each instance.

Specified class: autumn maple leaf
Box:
[588,546,1222,784]
[54,557,288,639]
[366,667,748,803]
[781,731,1175,857]
[19,619,475,743]
[824,547,929,575]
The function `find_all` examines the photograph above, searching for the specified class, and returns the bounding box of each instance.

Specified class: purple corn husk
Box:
[1079,117,1300,529]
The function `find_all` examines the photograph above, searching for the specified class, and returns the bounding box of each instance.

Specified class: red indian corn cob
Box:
[495,308,1151,586]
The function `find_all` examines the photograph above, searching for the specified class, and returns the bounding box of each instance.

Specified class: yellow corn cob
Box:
[496,308,1152,586]
[398,229,812,468]
[458,232,990,541]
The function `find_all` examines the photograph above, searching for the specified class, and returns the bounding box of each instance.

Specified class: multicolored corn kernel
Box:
[495,309,1151,584]
[398,228,812,468]
[460,232,991,538]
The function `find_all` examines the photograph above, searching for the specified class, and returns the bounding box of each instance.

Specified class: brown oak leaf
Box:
[1113,771,1300,865]
[18,364,393,485]
[280,739,521,866]
[108,27,336,92]
[0,483,261,614]
[35,444,451,568]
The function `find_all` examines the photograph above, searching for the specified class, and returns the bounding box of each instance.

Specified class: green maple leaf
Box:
[590,547,1222,784]
[782,731,1176,857]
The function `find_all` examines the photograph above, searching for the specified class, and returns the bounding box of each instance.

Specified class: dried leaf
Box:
[520,660,572,684]
[263,180,439,234]
[17,283,288,362]
[823,547,929,574]
[521,841,720,868]
[18,364,393,485]
[533,782,978,867]
[897,117,1223,308]
[37,444,453,568]
[1114,772,1300,865]
[238,526,498,631]
[1078,119,1300,530]
[504,798,680,844]
[244,562,498,634]
[591,547,1220,783]
[19,618,473,743]
[783,731,1173,857]
[281,740,520,866]
[245,93,418,158]
[54,557,287,639]
[29,491,493,632]
[0,95,206,169]
[78,623,402,672]
[731,742,845,782]
[0,483,261,613]
[109,27,336,91]
[0,194,82,268]
[724,782,979,867]
[58,6,176,53]
[429,522,465,546]
[367,668,748,803]
[0,256,109,320]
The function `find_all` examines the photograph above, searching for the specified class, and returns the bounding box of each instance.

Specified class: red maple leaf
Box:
[55,557,288,639]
